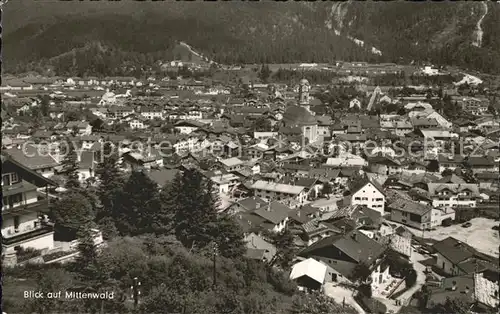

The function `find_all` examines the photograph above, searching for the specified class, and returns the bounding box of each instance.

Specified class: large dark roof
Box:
[282,106,317,126]
[299,229,385,264]
[1,154,58,187]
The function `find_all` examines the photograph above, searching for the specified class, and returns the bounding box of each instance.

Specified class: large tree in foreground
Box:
[50,191,94,240]
[163,169,245,257]
[60,138,81,190]
[95,141,124,238]
[114,170,161,236]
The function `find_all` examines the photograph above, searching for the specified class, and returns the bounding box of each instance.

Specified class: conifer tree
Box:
[170,169,219,249]
[115,170,161,236]
[76,225,101,281]
[50,191,95,240]
[215,214,246,259]
[61,138,81,190]
[95,142,123,237]
[270,228,296,269]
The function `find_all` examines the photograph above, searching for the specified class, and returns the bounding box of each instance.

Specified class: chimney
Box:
[256,202,261,209]
[267,202,271,212]
[352,232,357,241]
[341,226,346,234]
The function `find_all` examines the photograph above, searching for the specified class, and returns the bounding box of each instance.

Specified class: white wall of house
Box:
[254,189,307,204]
[351,183,385,215]
[435,253,465,276]
[370,164,402,176]
[3,232,55,255]
[371,264,391,292]
[174,126,199,134]
[432,193,477,208]
[2,211,39,237]
[272,217,289,233]
[389,234,412,258]
[390,209,430,230]
[302,125,319,143]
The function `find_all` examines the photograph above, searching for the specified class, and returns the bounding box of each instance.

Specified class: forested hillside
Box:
[3,0,500,76]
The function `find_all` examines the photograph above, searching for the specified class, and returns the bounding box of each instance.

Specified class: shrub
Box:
[355,294,387,314]
[358,283,372,298]
[441,218,452,227]
[16,247,42,262]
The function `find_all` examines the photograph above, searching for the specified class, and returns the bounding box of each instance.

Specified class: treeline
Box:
[6,2,500,77]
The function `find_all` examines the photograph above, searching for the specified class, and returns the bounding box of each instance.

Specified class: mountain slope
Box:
[3,0,500,75]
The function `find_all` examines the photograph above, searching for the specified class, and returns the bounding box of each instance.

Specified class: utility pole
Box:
[130,277,141,311]
[213,242,218,289]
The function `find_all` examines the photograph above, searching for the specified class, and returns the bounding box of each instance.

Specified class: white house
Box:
[219,157,244,172]
[251,180,308,204]
[290,258,328,291]
[2,155,58,266]
[207,171,240,195]
[140,109,164,120]
[428,183,480,209]
[174,120,205,134]
[349,98,362,109]
[129,119,148,130]
[350,180,386,215]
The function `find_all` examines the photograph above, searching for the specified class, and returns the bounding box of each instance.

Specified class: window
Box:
[354,197,361,201]
[2,174,11,186]
[10,173,19,183]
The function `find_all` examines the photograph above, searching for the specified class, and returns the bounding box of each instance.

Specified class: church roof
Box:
[282,106,317,126]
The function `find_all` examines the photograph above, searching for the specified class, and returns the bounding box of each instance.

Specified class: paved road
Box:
[396,252,427,305]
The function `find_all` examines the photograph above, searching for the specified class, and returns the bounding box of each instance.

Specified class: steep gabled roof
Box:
[1,154,58,187]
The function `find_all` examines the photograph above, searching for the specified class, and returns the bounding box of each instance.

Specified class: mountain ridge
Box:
[3,0,500,75]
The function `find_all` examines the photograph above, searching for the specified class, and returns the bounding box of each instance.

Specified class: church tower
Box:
[298,78,311,111]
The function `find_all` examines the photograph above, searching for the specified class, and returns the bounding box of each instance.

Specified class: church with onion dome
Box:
[282,79,318,143]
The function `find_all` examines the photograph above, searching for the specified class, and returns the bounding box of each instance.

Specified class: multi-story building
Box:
[428,183,480,208]
[2,154,58,266]
[251,180,308,204]
[140,108,164,120]
[388,198,455,230]
[350,180,386,215]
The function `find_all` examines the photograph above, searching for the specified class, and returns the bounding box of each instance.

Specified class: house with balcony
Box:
[205,170,241,195]
[2,154,58,266]
[219,157,244,172]
[437,154,465,173]
[140,107,164,120]
[428,182,480,208]
[251,180,309,204]
[234,200,293,233]
[3,145,60,178]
